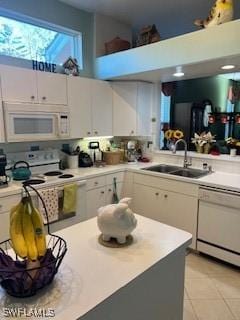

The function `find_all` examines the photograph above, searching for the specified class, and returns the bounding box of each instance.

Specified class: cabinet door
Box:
[112,82,137,136]
[105,182,123,205]
[86,187,106,220]
[0,65,37,103]
[137,82,152,136]
[37,72,67,105]
[133,183,162,220]
[0,212,10,242]
[91,80,113,136]
[0,99,5,142]
[133,183,197,248]
[161,190,197,248]
[67,77,92,138]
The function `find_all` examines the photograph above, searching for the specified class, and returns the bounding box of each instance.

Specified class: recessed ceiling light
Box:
[173,72,185,77]
[221,65,235,70]
[173,66,184,77]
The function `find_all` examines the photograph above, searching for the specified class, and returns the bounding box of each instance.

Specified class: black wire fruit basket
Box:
[0,184,67,298]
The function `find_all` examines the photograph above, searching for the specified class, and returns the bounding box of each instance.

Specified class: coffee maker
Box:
[127,141,138,162]
[0,154,9,187]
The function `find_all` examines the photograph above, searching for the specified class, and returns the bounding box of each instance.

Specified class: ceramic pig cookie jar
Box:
[97,198,137,244]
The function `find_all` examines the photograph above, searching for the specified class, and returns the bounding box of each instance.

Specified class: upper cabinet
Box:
[112,81,152,136]
[68,77,92,138]
[91,79,113,136]
[112,82,137,136]
[68,77,113,138]
[0,90,4,142]
[0,65,38,103]
[36,71,67,105]
[0,65,67,105]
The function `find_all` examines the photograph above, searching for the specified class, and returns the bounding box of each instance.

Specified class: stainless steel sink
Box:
[170,168,209,179]
[142,164,182,173]
[142,164,210,179]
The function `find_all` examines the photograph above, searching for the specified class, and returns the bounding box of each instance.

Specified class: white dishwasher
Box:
[198,186,240,267]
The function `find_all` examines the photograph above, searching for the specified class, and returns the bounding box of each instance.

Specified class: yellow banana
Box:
[9,201,28,259]
[31,207,47,257]
[22,202,38,261]
[10,201,23,221]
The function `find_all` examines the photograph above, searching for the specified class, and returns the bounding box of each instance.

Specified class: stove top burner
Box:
[58,174,74,179]
[44,171,63,176]
[23,179,46,186]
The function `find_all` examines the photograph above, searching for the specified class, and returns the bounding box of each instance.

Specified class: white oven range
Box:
[7,150,86,232]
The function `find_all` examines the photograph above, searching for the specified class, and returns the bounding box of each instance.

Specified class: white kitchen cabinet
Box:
[0,193,21,242]
[132,174,198,249]
[0,65,38,103]
[67,76,92,138]
[86,186,106,220]
[112,81,152,136]
[68,77,113,139]
[86,172,124,220]
[0,64,67,105]
[105,182,123,205]
[91,80,112,136]
[137,82,153,136]
[112,82,137,136]
[0,211,10,243]
[37,71,67,105]
[0,106,4,142]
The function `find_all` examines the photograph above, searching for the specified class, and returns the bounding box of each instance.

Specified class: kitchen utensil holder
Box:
[0,184,67,298]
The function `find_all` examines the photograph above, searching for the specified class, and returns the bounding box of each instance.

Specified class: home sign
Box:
[32,60,57,73]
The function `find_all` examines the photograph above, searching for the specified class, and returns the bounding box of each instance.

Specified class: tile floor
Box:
[183,252,240,320]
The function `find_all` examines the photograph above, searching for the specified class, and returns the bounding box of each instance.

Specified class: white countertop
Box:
[2,161,240,197]
[0,215,192,319]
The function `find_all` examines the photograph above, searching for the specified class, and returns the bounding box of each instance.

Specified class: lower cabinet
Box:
[86,183,123,220]
[86,187,107,220]
[0,193,21,242]
[132,180,198,249]
[86,173,124,220]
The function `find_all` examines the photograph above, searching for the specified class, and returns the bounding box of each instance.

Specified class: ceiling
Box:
[59,0,240,39]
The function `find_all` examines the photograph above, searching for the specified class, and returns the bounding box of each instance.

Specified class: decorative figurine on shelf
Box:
[194,0,233,28]
[97,198,137,245]
[63,57,79,76]
[136,24,160,47]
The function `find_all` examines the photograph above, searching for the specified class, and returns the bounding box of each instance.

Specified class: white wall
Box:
[94,13,132,58]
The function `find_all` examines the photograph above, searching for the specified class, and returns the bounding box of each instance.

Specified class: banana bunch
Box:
[10,199,47,260]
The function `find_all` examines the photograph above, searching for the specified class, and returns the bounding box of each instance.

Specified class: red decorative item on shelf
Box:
[235,115,240,124]
[208,115,215,124]
[220,114,228,124]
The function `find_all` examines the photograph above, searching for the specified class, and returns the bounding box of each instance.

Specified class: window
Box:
[159,92,171,149]
[0,15,82,67]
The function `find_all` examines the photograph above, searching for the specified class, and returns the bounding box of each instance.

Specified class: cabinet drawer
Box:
[134,173,198,197]
[87,176,106,190]
[106,172,124,185]
[0,194,21,214]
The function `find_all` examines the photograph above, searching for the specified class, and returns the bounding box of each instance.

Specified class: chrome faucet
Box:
[172,139,192,168]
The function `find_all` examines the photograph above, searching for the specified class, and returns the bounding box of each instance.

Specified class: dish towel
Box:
[63,184,77,215]
[38,188,59,224]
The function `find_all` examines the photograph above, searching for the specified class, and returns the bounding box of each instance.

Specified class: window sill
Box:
[153,150,240,162]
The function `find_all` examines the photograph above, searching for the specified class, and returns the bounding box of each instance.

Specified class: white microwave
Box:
[3,102,70,142]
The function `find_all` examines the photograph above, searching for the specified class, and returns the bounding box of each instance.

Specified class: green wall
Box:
[0,0,94,77]
[173,76,230,112]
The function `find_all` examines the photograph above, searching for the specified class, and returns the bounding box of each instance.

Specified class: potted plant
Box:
[191,132,216,154]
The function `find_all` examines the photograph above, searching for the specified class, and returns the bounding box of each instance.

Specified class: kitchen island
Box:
[0,215,191,320]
